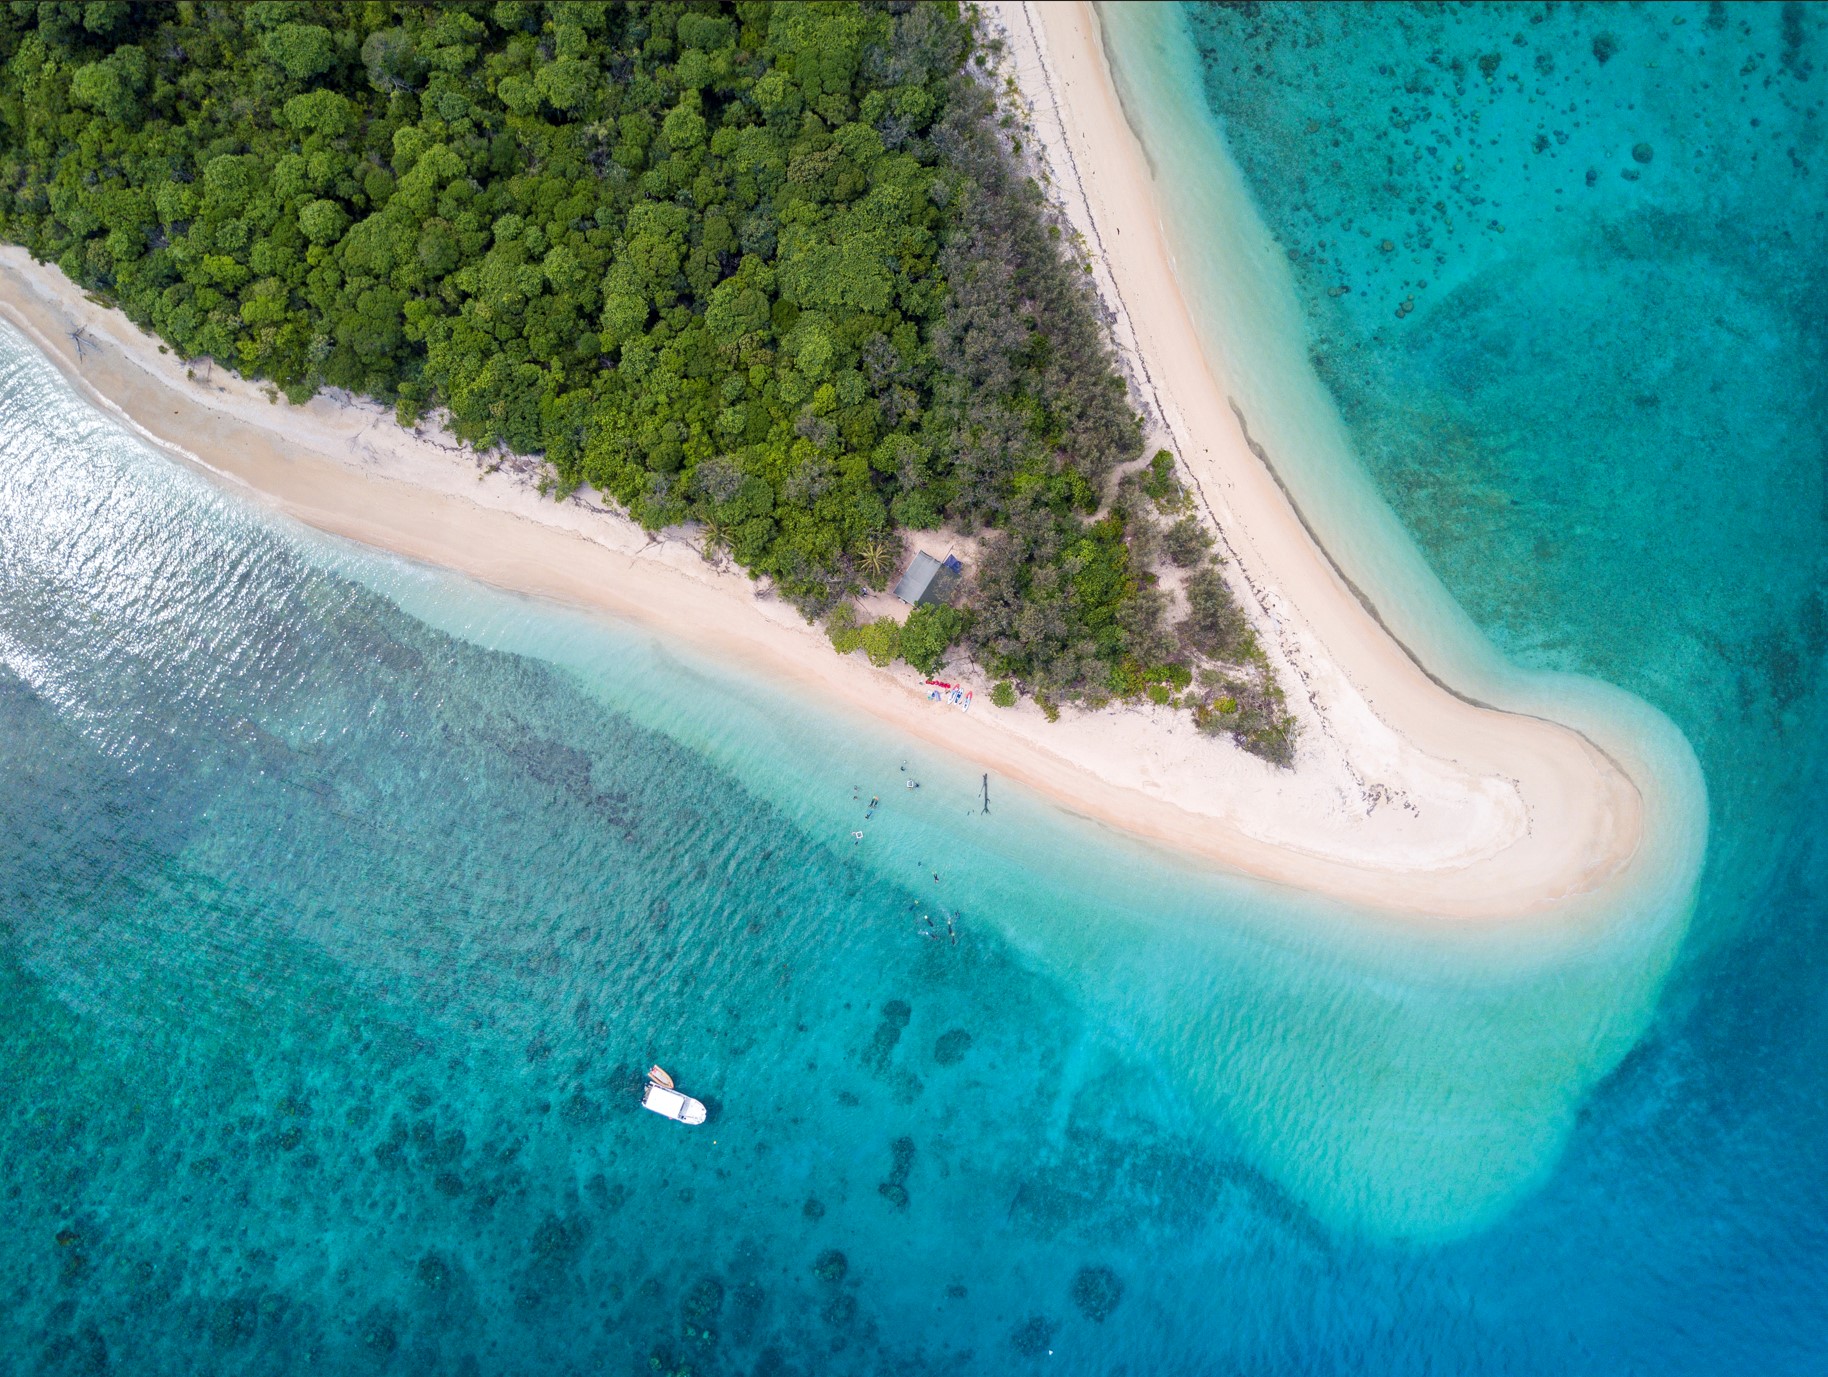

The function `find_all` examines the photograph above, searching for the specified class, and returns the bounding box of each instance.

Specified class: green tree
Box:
[859,617,902,668]
[298,200,349,246]
[263,23,337,82]
[534,57,595,113]
[69,49,147,124]
[825,602,864,655]
[899,604,963,676]
[361,26,422,91]
[1163,515,1213,567]
[855,534,898,585]
[0,0,1294,766]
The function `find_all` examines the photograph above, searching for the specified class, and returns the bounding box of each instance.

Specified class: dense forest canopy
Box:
[0,0,1293,762]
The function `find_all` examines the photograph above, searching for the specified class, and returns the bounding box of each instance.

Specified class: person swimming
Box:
[850,831,863,843]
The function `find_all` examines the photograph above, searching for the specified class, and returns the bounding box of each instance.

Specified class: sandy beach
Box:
[0,2,1657,922]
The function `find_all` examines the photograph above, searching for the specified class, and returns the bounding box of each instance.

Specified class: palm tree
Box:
[857,534,898,585]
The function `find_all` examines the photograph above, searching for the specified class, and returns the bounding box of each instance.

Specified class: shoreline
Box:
[0,4,1671,921]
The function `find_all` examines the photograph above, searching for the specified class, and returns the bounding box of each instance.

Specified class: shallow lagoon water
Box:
[1,322,1700,1373]
[0,3,1822,1371]
[1160,0,1826,1368]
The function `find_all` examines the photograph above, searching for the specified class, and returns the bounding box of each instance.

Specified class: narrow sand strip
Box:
[0,4,1649,919]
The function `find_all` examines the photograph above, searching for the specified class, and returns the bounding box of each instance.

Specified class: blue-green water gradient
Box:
[1150,0,1828,1368]
[0,315,1699,1372]
[1,0,1822,1369]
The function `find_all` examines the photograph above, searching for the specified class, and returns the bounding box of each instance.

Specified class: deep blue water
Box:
[2,2,1825,1372]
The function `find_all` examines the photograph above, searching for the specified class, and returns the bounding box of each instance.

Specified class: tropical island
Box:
[0,0,1690,923]
[0,0,1295,762]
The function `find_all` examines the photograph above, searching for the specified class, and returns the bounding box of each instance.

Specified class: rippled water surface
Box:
[1160,0,1828,1369]
[0,321,1698,1373]
[2,2,1824,1371]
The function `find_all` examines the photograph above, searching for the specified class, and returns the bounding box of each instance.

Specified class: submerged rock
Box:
[682,1278,724,1327]
[1633,142,1655,164]
[1070,1265,1125,1323]
[933,1029,973,1065]
[208,1298,257,1350]
[530,1212,586,1265]
[887,1135,915,1183]
[1011,1316,1056,1357]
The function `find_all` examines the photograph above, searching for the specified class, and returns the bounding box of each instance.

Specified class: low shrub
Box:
[825,603,863,655]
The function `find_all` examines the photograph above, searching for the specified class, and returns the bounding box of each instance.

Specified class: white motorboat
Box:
[640,1065,706,1125]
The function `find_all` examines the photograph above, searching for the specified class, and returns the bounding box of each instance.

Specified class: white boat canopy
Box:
[641,1080,708,1125]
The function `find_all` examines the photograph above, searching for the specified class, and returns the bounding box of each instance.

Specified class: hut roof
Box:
[893,551,962,605]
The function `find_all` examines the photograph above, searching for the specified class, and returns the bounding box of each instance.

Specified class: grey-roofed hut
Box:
[893,551,963,606]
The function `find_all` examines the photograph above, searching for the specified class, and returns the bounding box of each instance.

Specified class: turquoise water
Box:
[1155,0,1826,1366]
[0,4,1821,1372]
